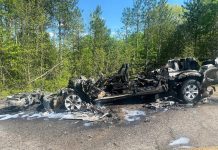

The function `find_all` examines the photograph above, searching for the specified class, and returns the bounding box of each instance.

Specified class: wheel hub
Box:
[64,94,82,111]
[184,84,199,101]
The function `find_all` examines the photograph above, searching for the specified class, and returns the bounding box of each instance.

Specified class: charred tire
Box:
[179,79,201,104]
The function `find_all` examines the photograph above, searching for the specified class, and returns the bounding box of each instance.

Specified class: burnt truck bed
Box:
[94,85,167,102]
[68,68,169,104]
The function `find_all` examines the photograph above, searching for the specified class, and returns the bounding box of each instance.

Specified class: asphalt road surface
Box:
[1,96,218,150]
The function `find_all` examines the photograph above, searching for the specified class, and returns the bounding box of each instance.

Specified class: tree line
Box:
[0,0,217,95]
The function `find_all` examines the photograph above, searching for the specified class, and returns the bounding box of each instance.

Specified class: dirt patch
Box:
[190,147,218,150]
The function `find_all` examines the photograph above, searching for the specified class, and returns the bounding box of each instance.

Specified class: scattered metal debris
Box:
[145,99,175,110]
[3,88,113,122]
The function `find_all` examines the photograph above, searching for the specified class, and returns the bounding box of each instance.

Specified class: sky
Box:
[78,0,185,33]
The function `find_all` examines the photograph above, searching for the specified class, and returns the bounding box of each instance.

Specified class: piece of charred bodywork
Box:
[6,88,108,115]
[68,57,218,106]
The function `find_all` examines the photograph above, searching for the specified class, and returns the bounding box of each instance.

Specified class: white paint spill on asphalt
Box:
[122,108,145,122]
[169,137,190,146]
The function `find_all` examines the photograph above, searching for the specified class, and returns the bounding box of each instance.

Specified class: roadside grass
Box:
[0,84,38,100]
[0,90,10,100]
[0,88,33,100]
[0,78,69,100]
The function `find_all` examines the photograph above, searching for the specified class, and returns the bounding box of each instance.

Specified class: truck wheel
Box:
[179,79,201,104]
[65,94,82,111]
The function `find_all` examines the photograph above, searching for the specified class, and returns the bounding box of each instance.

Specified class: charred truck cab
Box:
[166,58,204,104]
[67,57,218,110]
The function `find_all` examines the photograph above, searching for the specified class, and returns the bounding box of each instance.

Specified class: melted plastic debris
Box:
[169,137,190,146]
[122,108,145,122]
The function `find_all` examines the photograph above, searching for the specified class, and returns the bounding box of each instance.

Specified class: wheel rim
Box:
[64,94,82,111]
[184,84,199,102]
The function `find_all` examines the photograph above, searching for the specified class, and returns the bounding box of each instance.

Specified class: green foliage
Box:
[121,0,217,67]
[0,0,217,97]
[182,0,218,59]
[89,6,111,76]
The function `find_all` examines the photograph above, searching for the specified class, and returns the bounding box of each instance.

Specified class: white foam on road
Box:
[21,114,30,118]
[169,137,190,146]
[0,112,25,120]
[29,113,43,118]
[83,122,93,127]
[0,112,100,122]
[0,114,19,120]
[122,108,146,122]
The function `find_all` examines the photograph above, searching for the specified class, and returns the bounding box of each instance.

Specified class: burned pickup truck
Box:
[6,57,218,112]
[65,57,218,110]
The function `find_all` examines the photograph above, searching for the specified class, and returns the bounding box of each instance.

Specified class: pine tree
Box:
[90,6,110,76]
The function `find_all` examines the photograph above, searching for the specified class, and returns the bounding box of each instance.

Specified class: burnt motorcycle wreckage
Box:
[67,57,218,107]
[6,57,218,112]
